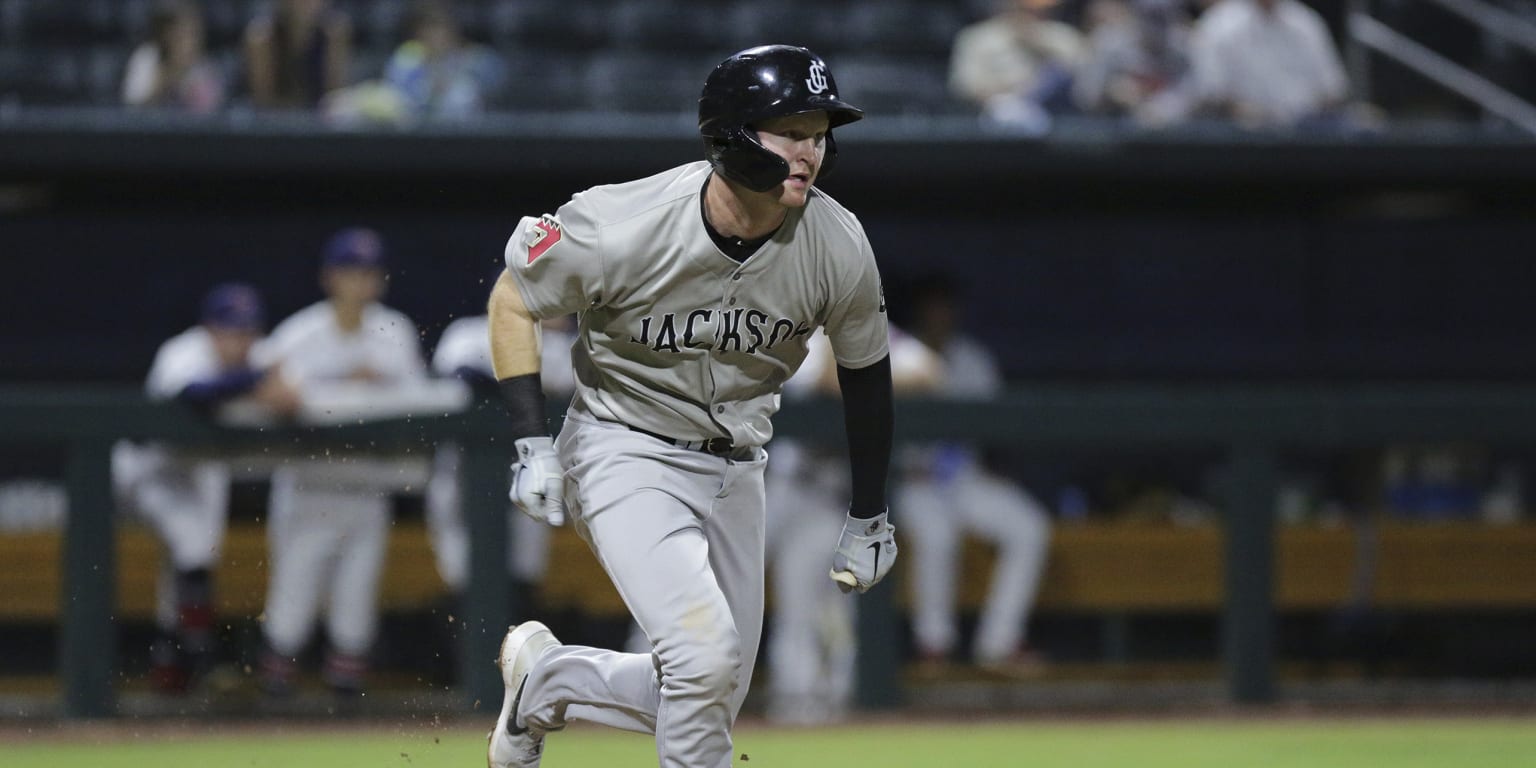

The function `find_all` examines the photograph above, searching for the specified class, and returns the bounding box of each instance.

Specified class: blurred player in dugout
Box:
[253,228,431,697]
[897,276,1053,676]
[113,283,301,693]
[764,324,942,724]
[425,306,577,636]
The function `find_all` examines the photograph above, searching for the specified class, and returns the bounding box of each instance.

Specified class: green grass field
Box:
[7,718,1534,767]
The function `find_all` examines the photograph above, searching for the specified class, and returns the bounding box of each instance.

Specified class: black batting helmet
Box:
[698,45,864,192]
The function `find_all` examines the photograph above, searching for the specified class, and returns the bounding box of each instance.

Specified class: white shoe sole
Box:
[500,621,556,689]
[487,621,558,768]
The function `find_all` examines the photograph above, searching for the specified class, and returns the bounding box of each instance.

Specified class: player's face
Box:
[208,327,259,370]
[754,111,831,208]
[322,265,386,307]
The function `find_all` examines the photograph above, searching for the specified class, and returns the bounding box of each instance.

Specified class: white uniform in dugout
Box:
[425,314,577,593]
[764,326,942,724]
[252,233,428,693]
[114,327,239,602]
[112,282,287,692]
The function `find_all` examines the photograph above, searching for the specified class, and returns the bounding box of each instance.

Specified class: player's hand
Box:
[510,436,566,526]
[253,370,303,418]
[830,510,897,594]
[347,366,384,383]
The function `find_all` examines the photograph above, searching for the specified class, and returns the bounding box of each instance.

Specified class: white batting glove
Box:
[830,510,898,594]
[510,436,566,526]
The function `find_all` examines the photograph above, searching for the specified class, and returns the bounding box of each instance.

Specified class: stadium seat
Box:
[81,44,130,105]
[495,49,596,112]
[200,0,259,50]
[0,0,15,46]
[450,0,497,47]
[488,0,612,52]
[348,48,389,89]
[342,0,409,52]
[11,0,131,46]
[727,1,847,55]
[843,0,969,57]
[607,0,721,53]
[582,50,699,113]
[0,46,89,106]
[828,53,955,118]
[214,47,245,100]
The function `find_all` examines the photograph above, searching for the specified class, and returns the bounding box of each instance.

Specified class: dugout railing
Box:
[4,384,1536,718]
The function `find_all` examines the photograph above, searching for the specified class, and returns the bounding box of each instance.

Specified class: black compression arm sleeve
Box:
[497,372,549,438]
[836,355,895,519]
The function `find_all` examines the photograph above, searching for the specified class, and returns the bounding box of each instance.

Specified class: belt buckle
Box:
[704,437,734,455]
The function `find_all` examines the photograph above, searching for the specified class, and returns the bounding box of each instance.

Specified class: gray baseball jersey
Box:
[503,160,888,448]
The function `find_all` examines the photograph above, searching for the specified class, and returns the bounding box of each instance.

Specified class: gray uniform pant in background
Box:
[519,413,767,768]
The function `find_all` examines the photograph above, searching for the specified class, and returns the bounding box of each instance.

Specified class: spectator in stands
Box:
[244,0,353,110]
[895,275,1053,678]
[1073,0,1196,126]
[121,0,226,113]
[1188,0,1349,129]
[112,283,300,693]
[948,0,1086,132]
[383,0,505,120]
[252,228,429,698]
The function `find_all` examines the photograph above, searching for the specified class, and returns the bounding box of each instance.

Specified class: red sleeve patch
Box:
[525,216,563,264]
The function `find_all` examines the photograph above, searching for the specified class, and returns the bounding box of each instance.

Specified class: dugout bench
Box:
[6,385,1536,717]
[5,520,1534,636]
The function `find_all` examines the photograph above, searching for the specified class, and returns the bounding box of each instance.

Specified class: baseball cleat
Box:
[976,647,1049,680]
[488,621,560,768]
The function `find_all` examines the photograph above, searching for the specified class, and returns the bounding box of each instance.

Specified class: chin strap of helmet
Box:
[705,126,843,193]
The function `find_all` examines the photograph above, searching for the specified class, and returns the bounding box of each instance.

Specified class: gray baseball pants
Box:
[517,411,767,768]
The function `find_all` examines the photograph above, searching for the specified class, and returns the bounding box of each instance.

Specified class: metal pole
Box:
[61,438,116,718]
[1350,12,1536,135]
[854,574,904,710]
[1344,0,1374,104]
[459,438,515,711]
[1222,442,1280,704]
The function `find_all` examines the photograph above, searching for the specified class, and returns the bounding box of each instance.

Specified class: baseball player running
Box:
[485,45,897,768]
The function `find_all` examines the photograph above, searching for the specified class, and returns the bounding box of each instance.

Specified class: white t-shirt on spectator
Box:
[1190,0,1347,126]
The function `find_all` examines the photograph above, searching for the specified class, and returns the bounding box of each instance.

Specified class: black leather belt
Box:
[627,425,737,456]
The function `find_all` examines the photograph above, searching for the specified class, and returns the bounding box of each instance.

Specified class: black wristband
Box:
[496,373,549,438]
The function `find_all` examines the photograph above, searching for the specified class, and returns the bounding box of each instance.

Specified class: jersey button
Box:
[728,297,737,306]
[732,273,742,281]
[716,405,725,414]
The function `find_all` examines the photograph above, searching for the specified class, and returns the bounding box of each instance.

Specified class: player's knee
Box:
[670,632,742,701]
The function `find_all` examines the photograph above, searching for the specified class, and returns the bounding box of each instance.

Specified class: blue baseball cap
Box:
[322,227,386,269]
[200,282,265,331]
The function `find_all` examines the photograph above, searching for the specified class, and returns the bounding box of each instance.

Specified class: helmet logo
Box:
[805,62,829,94]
